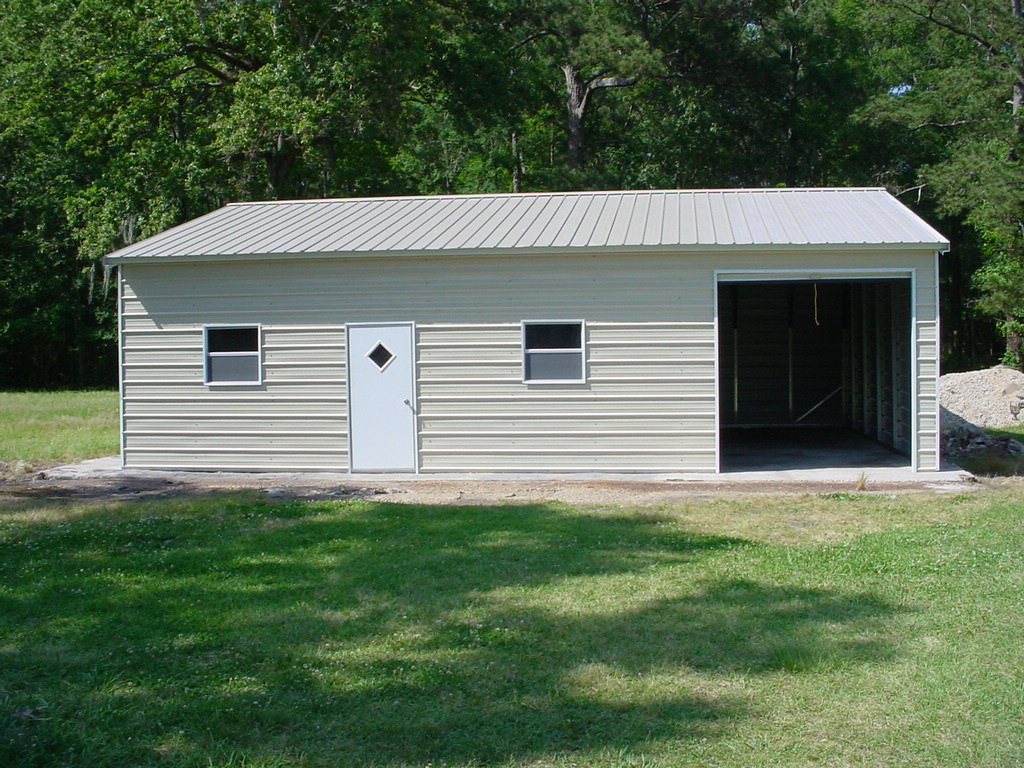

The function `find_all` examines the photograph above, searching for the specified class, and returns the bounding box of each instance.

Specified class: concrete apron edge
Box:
[40,456,973,485]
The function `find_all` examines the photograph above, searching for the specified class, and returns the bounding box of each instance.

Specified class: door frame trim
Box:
[713,268,918,474]
[345,321,419,473]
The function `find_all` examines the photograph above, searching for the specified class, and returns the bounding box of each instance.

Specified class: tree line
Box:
[0,0,1019,388]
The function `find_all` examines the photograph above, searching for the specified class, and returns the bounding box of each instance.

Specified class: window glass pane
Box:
[208,354,260,383]
[525,323,581,350]
[525,351,582,381]
[208,327,258,353]
[367,342,395,370]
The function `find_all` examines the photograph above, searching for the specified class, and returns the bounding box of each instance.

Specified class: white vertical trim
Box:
[345,323,353,474]
[411,321,420,474]
[933,250,942,471]
[910,268,919,471]
[712,273,721,473]
[117,266,126,470]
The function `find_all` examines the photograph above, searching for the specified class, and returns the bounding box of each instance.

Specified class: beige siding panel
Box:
[915,314,940,469]
[122,354,342,374]
[589,344,715,360]
[418,380,713,397]
[918,408,937,432]
[714,248,934,270]
[123,349,198,366]
[263,365,345,383]
[420,416,715,432]
[420,434,716,451]
[125,447,346,471]
[125,452,346,471]
[916,359,937,380]
[123,250,938,326]
[121,309,348,469]
[417,361,715,380]
[266,346,345,364]
[124,399,345,416]
[124,367,204,383]
[415,321,716,472]
[123,330,202,349]
[423,453,717,472]
[127,417,344,432]
[121,366,345,384]
[123,381,344,396]
[420,398,713,415]
[590,361,715,377]
[122,255,710,324]
[126,434,344,450]
[419,346,521,364]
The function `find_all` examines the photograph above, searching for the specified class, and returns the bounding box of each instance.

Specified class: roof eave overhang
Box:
[104,240,951,266]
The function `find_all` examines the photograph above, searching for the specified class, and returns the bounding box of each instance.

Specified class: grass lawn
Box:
[991,424,1024,445]
[0,391,118,471]
[1,486,1022,767]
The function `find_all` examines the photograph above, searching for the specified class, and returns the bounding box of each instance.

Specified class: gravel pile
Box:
[940,365,1024,429]
[940,365,1024,473]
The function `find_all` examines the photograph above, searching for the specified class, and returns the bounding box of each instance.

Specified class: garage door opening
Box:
[718,279,913,472]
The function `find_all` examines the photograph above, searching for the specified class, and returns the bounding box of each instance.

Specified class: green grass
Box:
[1,487,1022,767]
[990,425,1024,445]
[0,391,118,470]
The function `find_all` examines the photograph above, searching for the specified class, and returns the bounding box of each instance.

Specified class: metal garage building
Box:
[104,187,948,473]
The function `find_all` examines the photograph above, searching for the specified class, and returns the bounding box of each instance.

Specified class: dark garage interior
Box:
[718,279,913,471]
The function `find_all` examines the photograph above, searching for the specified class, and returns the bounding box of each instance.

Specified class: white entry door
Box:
[347,323,417,472]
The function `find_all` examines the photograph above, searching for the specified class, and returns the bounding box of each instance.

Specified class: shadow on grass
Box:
[0,496,902,767]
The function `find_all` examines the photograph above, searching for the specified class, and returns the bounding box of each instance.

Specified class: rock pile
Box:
[940,365,1024,473]
[940,365,1024,429]
[941,422,1024,474]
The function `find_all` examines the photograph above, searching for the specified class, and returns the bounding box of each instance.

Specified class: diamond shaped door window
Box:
[367,342,395,371]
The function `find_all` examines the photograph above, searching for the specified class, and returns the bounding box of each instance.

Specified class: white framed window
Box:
[522,320,585,383]
[204,325,262,385]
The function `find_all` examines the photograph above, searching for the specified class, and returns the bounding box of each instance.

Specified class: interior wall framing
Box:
[844,280,913,456]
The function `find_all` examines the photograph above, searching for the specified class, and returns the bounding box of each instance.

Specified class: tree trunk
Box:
[1013,0,1023,152]
[1006,314,1024,369]
[511,131,522,193]
[563,63,589,169]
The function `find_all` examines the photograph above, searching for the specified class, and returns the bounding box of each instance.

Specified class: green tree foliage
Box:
[0,0,1010,385]
[862,0,1024,366]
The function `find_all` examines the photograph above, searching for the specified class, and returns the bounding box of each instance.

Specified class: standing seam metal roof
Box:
[104,188,950,263]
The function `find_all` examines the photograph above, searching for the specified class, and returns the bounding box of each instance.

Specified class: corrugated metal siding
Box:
[120,247,941,473]
[916,320,940,470]
[417,322,716,472]
[122,322,348,471]
[107,189,949,263]
[120,253,718,472]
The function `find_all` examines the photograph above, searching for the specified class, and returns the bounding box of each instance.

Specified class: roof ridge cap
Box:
[224,187,889,208]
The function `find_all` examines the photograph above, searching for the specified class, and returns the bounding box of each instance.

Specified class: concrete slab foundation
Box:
[43,453,969,487]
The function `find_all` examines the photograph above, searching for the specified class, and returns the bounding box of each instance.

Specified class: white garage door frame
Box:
[713,267,924,473]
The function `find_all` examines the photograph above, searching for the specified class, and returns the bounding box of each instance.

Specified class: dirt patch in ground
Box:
[0,465,978,507]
